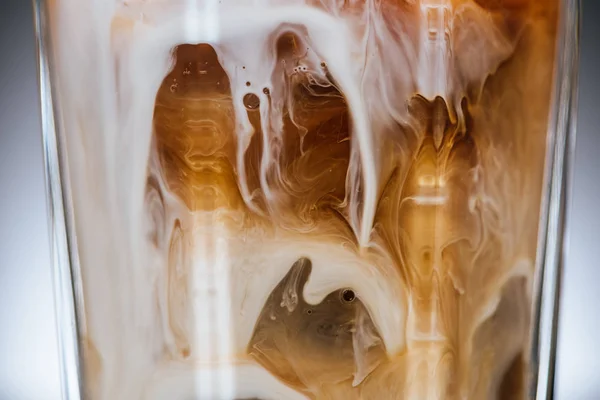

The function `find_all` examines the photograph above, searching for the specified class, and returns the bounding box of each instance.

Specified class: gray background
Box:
[0,1,597,399]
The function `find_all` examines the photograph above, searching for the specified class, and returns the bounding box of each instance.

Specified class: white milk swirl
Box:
[47,0,558,399]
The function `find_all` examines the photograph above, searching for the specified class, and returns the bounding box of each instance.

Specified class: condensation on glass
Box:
[33,0,579,399]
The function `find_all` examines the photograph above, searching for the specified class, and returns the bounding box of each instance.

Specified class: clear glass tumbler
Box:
[33,0,580,399]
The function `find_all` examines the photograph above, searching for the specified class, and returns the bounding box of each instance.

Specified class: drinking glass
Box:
[33,0,580,399]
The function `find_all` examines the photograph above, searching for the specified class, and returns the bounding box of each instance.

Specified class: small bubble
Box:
[246,81,251,87]
[181,347,190,358]
[320,61,327,68]
[422,250,431,262]
[341,289,356,303]
[242,66,246,70]
[306,309,313,315]
[262,87,270,95]
[243,93,260,110]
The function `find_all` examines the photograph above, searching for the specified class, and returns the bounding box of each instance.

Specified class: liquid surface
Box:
[47,0,558,398]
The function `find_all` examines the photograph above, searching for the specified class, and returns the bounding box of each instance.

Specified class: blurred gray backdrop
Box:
[0,1,598,399]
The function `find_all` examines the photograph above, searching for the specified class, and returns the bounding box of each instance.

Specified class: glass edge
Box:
[528,0,581,399]
[32,0,84,399]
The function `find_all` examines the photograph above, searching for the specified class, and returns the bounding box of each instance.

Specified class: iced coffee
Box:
[46,0,559,398]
